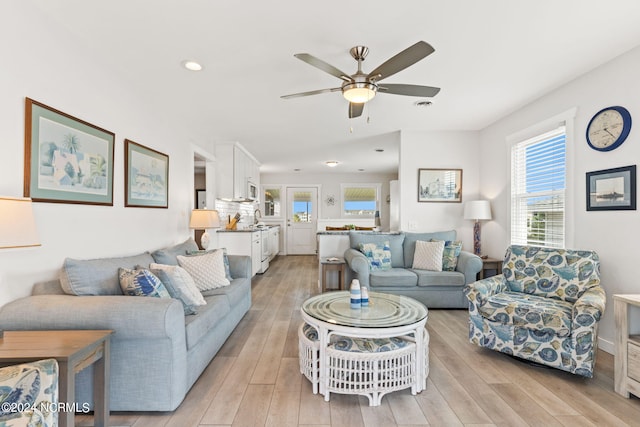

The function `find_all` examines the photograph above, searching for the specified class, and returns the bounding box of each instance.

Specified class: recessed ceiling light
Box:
[415,100,433,107]
[293,168,301,172]
[375,148,384,152]
[325,161,339,167]
[182,60,203,71]
[358,168,365,172]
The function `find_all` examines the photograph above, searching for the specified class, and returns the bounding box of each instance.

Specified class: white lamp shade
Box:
[0,197,40,249]
[464,200,492,221]
[189,209,220,230]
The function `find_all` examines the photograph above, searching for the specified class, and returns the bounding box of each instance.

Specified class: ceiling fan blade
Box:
[281,87,342,99]
[367,41,435,82]
[378,84,440,97]
[294,53,352,82]
[348,102,364,119]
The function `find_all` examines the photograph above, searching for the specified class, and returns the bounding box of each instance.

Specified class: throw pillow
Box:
[358,241,392,271]
[432,239,463,271]
[118,268,171,298]
[177,249,231,291]
[186,247,233,280]
[412,240,445,271]
[149,263,207,307]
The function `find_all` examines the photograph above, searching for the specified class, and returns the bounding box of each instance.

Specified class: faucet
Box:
[254,209,262,225]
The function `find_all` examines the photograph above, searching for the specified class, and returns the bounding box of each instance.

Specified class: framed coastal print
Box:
[418,168,463,202]
[24,98,115,205]
[586,165,636,211]
[125,139,169,208]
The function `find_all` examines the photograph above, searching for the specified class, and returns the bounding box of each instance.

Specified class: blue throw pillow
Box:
[118,268,170,298]
[358,241,392,271]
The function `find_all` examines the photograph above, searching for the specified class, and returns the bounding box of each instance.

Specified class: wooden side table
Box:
[479,257,502,280]
[0,330,113,427]
[614,294,640,398]
[321,258,346,292]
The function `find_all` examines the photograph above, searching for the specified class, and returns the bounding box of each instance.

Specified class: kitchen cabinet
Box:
[217,230,261,277]
[268,226,280,261]
[215,142,261,201]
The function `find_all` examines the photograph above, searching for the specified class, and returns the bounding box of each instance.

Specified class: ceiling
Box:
[28,0,640,174]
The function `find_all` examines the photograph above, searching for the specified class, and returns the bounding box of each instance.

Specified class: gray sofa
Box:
[0,238,251,412]
[344,231,482,308]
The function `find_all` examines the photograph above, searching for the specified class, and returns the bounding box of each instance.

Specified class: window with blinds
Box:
[511,126,566,248]
[341,184,380,217]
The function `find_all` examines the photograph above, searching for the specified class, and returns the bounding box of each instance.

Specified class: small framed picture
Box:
[24,98,115,205]
[125,139,169,208]
[586,165,636,211]
[418,168,463,203]
[196,189,206,209]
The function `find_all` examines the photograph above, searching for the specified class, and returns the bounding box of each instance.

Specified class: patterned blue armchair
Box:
[0,358,59,426]
[464,245,605,377]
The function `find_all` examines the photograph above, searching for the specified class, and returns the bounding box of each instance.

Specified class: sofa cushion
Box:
[150,267,201,315]
[369,268,418,288]
[201,277,251,308]
[150,263,206,308]
[184,294,231,350]
[440,240,463,271]
[118,268,171,298]
[60,252,155,295]
[349,232,405,268]
[177,250,231,291]
[150,238,199,265]
[479,291,573,335]
[411,269,465,287]
[403,231,457,268]
[412,240,444,271]
[358,241,392,270]
[502,245,600,303]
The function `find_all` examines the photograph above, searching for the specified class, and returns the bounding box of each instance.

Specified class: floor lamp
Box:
[464,200,492,257]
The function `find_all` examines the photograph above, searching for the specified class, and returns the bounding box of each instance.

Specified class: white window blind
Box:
[511,126,566,248]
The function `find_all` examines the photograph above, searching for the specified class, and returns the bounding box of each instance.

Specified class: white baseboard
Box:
[599,336,614,355]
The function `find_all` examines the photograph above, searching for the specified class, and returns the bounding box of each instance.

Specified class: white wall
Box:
[398,130,482,252]
[0,3,205,306]
[479,45,640,353]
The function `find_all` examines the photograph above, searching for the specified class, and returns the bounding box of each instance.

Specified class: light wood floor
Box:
[79,255,640,427]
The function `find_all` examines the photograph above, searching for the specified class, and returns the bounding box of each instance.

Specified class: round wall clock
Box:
[586,105,632,151]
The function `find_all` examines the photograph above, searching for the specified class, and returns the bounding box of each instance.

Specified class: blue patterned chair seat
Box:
[303,323,410,352]
[465,245,606,378]
[479,291,573,335]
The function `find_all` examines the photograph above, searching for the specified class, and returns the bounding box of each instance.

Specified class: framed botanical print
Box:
[24,98,115,205]
[124,139,169,208]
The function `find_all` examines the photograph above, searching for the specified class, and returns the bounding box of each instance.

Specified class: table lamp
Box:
[189,209,220,250]
[464,200,491,257]
[0,196,40,249]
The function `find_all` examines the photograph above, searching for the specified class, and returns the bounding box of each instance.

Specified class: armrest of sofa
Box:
[0,294,185,341]
[456,251,483,284]
[228,255,251,279]
[464,275,507,309]
[572,285,606,328]
[344,248,370,287]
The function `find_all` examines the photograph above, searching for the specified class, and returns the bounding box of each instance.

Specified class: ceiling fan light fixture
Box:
[342,82,377,103]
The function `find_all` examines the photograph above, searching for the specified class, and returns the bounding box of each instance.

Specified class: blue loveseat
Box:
[464,245,605,377]
[344,231,482,308]
[0,238,251,411]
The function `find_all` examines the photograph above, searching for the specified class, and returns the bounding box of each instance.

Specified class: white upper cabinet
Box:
[215,142,261,201]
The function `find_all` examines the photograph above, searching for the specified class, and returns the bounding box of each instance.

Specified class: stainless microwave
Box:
[247,181,258,200]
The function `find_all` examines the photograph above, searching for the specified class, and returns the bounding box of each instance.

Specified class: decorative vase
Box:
[350,279,361,309]
[360,286,369,307]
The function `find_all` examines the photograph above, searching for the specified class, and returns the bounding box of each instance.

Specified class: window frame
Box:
[340,183,381,219]
[507,108,576,248]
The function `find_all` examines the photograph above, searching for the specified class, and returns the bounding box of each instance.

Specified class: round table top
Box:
[301,291,428,328]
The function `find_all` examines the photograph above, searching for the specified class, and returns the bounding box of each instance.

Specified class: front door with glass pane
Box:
[286,187,318,255]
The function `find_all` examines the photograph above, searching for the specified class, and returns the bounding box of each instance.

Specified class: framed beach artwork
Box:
[586,165,636,211]
[24,98,115,205]
[125,139,169,208]
[418,168,463,202]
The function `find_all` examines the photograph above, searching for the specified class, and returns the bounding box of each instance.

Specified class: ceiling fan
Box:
[281,41,440,119]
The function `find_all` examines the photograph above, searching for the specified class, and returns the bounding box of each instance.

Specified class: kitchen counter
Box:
[218,225,279,232]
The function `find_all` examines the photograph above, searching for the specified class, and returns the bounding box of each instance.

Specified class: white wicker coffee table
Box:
[300,291,429,406]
